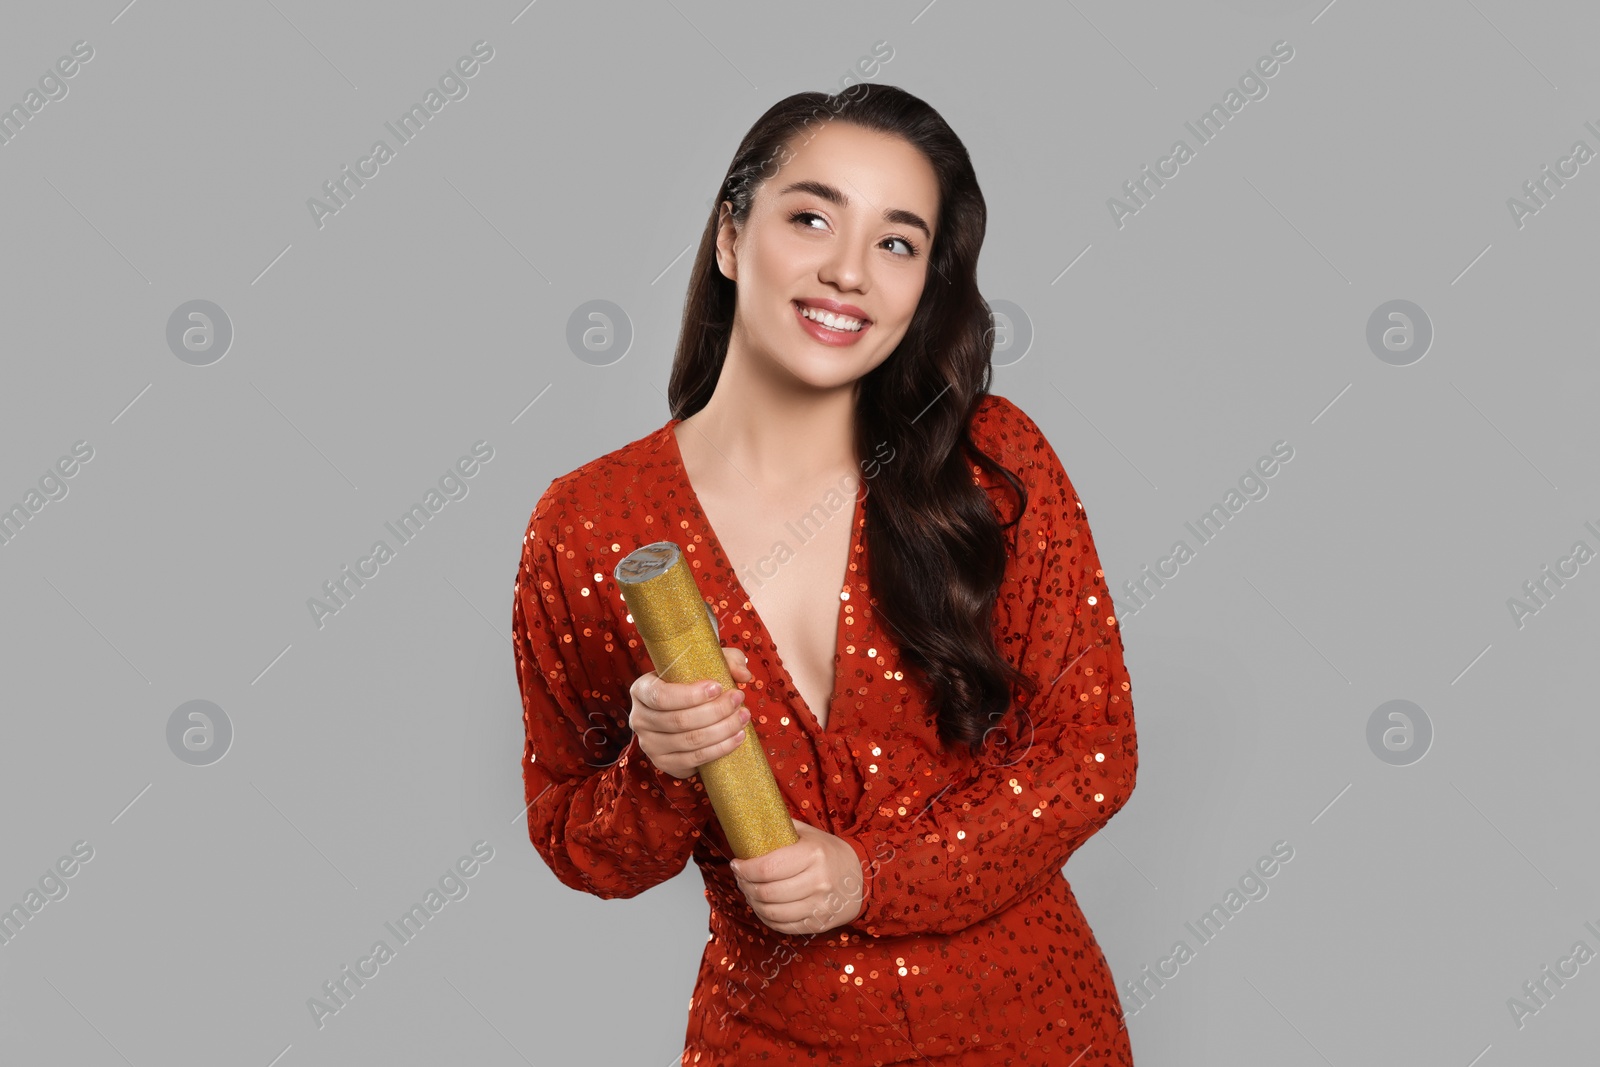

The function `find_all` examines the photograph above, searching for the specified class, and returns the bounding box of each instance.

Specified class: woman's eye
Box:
[789,210,918,258]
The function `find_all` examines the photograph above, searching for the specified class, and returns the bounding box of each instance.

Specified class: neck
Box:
[682,346,859,485]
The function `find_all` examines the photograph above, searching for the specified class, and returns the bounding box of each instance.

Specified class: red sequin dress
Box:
[514,393,1138,1064]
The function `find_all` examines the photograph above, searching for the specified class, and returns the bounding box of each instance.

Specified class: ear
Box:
[714,201,739,282]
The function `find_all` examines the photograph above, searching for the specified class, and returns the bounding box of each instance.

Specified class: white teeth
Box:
[797,303,864,332]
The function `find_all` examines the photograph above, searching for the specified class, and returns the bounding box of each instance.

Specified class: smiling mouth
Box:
[793,301,868,333]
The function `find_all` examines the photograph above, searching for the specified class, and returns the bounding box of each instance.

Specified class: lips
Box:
[792,299,873,346]
[792,300,870,332]
[793,297,871,323]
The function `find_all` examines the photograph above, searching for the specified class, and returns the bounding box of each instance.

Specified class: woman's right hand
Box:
[629,646,753,780]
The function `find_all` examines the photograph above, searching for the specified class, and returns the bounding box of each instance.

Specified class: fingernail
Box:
[740,708,751,723]
[704,681,722,698]
[731,689,745,706]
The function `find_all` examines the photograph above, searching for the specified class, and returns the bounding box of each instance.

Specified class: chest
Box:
[693,485,855,730]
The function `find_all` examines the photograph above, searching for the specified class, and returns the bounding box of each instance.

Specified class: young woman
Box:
[514,84,1138,1064]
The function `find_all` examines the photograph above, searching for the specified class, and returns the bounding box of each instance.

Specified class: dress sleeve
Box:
[514,488,716,899]
[841,400,1137,938]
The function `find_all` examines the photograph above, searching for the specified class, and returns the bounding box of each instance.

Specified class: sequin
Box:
[513,394,1138,1064]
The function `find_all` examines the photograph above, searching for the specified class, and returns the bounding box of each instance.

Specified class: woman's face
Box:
[715,120,940,392]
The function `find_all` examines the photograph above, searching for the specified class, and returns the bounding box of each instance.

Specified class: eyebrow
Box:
[776,179,933,242]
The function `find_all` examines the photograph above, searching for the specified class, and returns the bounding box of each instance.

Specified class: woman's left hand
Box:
[729,818,865,936]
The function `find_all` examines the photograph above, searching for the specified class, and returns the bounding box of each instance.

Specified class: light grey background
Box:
[3,1,1597,1064]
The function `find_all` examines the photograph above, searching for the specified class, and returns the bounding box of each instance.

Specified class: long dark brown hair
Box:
[667,84,1036,759]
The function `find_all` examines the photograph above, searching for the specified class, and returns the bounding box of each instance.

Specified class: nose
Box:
[817,234,868,294]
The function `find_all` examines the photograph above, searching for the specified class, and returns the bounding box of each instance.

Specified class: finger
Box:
[754,895,830,929]
[742,873,815,905]
[640,672,737,714]
[646,697,749,763]
[641,728,742,775]
[722,646,752,681]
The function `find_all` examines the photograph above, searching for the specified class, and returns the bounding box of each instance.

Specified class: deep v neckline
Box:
[663,417,864,737]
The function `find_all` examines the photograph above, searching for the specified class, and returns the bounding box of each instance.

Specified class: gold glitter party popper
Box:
[615,542,799,858]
